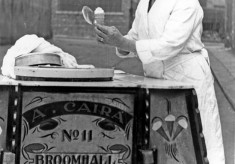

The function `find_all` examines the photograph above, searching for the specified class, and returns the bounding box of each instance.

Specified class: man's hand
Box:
[94,23,137,53]
[94,23,124,48]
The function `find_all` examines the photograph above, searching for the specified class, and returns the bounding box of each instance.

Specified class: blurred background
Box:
[0,0,233,46]
[0,0,135,43]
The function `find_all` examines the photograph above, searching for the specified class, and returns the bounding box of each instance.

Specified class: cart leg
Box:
[2,151,15,164]
[140,148,158,164]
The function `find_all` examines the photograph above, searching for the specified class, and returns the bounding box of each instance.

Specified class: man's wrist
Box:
[119,37,137,53]
[118,36,127,49]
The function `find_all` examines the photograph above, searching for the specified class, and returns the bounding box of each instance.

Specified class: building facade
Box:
[1,0,234,48]
[51,0,137,39]
[224,0,235,48]
[201,0,226,38]
[0,0,52,45]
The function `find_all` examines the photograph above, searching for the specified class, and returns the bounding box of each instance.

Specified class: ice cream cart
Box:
[0,68,208,164]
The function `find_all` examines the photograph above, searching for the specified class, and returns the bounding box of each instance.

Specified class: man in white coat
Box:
[94,0,225,163]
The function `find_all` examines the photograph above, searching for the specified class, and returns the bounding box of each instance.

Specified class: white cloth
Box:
[116,0,225,163]
[1,34,94,79]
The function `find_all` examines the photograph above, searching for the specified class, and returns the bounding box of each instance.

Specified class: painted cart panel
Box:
[0,81,207,164]
[0,86,10,150]
[147,90,207,164]
[20,91,135,164]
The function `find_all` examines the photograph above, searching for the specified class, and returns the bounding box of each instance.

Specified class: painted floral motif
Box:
[152,98,188,163]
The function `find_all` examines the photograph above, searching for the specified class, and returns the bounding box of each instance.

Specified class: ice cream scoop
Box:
[94,7,104,14]
[94,7,105,25]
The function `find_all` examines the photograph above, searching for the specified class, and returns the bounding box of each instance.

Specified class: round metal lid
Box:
[14,66,114,81]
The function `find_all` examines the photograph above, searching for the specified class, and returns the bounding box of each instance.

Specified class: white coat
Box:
[116,0,225,163]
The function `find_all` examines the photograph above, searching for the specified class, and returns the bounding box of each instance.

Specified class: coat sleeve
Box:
[116,4,140,58]
[136,6,201,64]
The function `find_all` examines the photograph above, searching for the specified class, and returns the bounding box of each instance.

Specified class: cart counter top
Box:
[0,73,194,89]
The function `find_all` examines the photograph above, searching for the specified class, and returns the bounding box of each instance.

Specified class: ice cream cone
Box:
[165,114,175,137]
[172,118,188,140]
[152,120,170,142]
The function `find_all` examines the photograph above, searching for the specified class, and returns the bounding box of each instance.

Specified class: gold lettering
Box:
[53,155,62,164]
[63,155,71,164]
[32,109,46,123]
[90,155,98,164]
[82,155,89,164]
[111,111,123,124]
[45,155,53,164]
[35,155,44,164]
[64,102,76,112]
[100,106,111,117]
[32,154,118,164]
[72,155,81,163]
[78,103,91,113]
[93,104,98,113]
